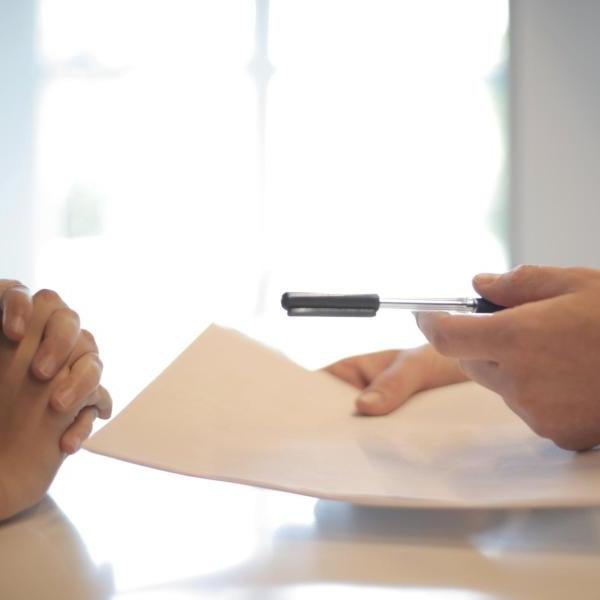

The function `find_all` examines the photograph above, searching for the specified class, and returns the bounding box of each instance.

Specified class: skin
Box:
[0,281,110,454]
[0,286,111,520]
[326,265,600,452]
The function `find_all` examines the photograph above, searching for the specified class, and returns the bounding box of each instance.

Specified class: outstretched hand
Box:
[416,265,600,451]
[325,344,466,415]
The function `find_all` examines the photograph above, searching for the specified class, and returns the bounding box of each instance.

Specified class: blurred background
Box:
[1,0,510,410]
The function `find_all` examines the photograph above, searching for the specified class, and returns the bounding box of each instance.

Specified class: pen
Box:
[281,292,505,317]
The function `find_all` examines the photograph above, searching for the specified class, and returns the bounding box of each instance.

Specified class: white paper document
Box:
[85,325,600,508]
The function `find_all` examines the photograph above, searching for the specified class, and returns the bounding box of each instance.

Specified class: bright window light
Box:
[35,0,509,409]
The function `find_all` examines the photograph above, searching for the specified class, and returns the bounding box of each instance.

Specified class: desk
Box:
[1,451,600,599]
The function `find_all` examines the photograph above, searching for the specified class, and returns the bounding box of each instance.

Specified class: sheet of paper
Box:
[85,324,600,508]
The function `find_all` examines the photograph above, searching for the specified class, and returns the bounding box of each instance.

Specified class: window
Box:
[31,0,508,409]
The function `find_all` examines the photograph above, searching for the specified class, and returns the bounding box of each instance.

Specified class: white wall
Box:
[510,0,600,267]
[0,0,36,282]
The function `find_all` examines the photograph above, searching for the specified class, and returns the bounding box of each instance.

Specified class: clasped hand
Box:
[0,281,111,520]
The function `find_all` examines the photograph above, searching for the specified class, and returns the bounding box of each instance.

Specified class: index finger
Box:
[0,280,32,340]
[415,312,502,360]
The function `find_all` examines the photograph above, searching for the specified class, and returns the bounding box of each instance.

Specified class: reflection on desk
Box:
[1,451,600,599]
[0,496,113,599]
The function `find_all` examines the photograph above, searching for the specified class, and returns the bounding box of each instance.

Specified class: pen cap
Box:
[281,293,380,317]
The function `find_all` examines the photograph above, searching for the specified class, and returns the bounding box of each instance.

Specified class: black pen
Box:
[281,292,504,317]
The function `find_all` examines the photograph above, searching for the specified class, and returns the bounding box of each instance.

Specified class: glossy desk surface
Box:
[1,450,600,599]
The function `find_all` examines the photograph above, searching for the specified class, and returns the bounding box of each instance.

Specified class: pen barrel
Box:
[380,297,506,313]
[281,293,380,317]
[379,298,477,312]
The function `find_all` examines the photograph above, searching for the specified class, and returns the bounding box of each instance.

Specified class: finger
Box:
[415,312,500,360]
[62,384,111,421]
[51,352,103,413]
[355,356,422,416]
[66,329,99,363]
[458,359,507,396]
[473,265,579,308]
[31,307,81,380]
[325,359,368,389]
[324,350,398,390]
[91,386,112,419]
[65,385,111,420]
[0,281,32,340]
[60,406,99,454]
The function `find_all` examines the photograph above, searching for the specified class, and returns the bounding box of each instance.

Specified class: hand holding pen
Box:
[284,266,600,452]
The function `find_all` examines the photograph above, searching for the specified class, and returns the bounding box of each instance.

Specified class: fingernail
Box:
[54,388,74,409]
[357,391,383,406]
[12,316,25,336]
[36,355,55,378]
[474,273,500,285]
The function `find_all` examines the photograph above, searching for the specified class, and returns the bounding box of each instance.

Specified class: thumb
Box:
[473,265,578,308]
[355,358,421,416]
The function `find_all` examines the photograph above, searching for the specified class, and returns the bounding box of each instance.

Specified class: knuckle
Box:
[64,308,80,326]
[506,264,536,286]
[80,329,98,351]
[2,279,23,291]
[51,307,80,331]
[3,288,31,314]
[5,281,28,295]
[34,288,61,304]
[85,355,103,381]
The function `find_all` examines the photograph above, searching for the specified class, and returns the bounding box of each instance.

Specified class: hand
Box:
[416,265,600,451]
[325,344,467,415]
[0,289,111,520]
[30,289,112,453]
[0,284,111,454]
